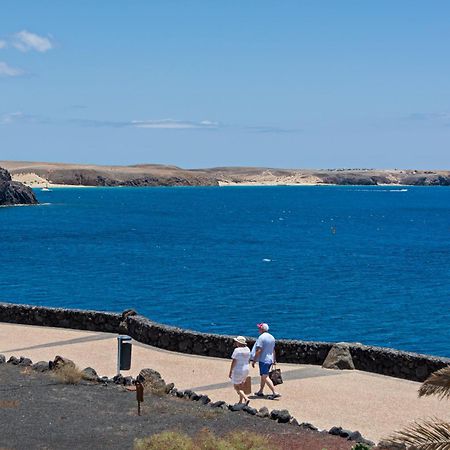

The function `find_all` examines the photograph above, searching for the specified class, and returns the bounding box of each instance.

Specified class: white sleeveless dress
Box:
[230,346,250,384]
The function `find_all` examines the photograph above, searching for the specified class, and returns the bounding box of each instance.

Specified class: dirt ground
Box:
[0,364,355,450]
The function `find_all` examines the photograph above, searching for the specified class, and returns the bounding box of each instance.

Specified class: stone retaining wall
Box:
[0,302,448,382]
[0,302,121,333]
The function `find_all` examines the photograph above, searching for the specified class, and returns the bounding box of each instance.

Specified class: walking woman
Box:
[228,336,251,404]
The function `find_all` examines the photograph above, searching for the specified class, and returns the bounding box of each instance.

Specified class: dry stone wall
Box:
[0,302,121,332]
[0,302,448,382]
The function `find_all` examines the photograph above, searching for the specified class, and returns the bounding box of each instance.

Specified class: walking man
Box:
[251,323,281,399]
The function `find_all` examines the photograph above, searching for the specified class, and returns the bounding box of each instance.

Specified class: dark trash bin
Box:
[117,335,132,372]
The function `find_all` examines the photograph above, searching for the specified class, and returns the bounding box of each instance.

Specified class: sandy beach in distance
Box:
[12,172,92,188]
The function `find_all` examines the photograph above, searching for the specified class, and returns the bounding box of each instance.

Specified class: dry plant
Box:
[224,430,271,450]
[53,364,83,384]
[134,429,273,450]
[146,384,167,397]
[387,419,450,450]
[383,365,450,449]
[134,431,193,450]
[419,366,450,400]
[194,407,226,420]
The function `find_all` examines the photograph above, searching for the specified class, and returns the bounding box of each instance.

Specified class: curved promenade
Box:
[1,322,450,442]
[0,302,450,442]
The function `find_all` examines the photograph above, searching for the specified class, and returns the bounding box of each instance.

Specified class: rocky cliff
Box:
[1,161,450,187]
[0,167,38,206]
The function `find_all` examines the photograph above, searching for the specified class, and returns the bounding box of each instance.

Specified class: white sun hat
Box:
[233,336,247,345]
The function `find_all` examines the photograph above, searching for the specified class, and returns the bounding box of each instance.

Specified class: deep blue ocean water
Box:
[0,186,449,357]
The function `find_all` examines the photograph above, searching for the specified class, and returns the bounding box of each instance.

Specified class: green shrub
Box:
[351,443,372,450]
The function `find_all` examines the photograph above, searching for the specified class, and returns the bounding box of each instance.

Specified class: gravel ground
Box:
[0,364,355,450]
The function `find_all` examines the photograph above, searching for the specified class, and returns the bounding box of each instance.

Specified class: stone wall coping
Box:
[0,302,448,382]
[0,302,122,318]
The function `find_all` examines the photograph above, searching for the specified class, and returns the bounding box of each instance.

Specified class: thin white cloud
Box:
[1,112,300,134]
[244,125,300,133]
[131,119,219,129]
[12,30,54,53]
[0,112,25,124]
[407,112,450,122]
[0,40,7,49]
[71,118,220,130]
[0,112,44,124]
[0,61,24,77]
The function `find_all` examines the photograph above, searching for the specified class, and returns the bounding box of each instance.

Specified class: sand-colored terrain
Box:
[10,172,92,188]
[1,160,449,187]
[1,322,449,443]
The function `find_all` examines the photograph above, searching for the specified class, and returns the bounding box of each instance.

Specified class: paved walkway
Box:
[1,323,449,442]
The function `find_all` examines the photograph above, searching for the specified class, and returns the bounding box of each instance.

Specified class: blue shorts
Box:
[259,362,272,376]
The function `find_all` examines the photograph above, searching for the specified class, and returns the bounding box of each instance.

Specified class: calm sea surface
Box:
[1,186,449,357]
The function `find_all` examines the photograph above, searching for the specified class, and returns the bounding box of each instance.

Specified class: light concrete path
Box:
[1,323,448,443]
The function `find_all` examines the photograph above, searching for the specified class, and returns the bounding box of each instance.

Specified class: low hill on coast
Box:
[1,160,449,187]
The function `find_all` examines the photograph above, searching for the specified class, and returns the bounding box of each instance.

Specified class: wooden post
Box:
[136,381,144,416]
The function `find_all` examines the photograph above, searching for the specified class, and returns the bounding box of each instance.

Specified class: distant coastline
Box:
[1,160,449,188]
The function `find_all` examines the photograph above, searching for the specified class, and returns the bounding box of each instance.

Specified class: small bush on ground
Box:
[134,429,273,450]
[351,444,371,450]
[195,429,232,450]
[134,431,193,450]
[53,364,83,384]
[224,431,270,450]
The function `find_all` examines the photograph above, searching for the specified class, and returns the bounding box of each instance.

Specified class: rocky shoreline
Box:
[0,167,38,206]
[1,161,450,187]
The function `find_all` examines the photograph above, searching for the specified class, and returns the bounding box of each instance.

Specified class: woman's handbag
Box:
[242,376,252,395]
[269,364,283,386]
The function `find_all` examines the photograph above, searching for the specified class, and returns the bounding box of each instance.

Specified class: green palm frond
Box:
[419,366,450,400]
[387,419,450,450]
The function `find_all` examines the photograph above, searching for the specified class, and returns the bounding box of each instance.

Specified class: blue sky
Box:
[1,1,450,168]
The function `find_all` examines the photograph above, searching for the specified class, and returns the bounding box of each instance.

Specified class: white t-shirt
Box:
[231,346,250,373]
[254,332,275,364]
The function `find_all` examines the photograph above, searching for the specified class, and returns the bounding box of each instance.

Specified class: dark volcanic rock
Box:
[270,409,281,420]
[243,405,258,415]
[319,173,378,185]
[229,403,246,412]
[210,400,227,408]
[198,394,210,405]
[32,361,50,372]
[18,357,32,367]
[7,356,32,366]
[348,431,375,446]
[375,440,407,449]
[276,409,292,423]
[0,167,38,206]
[7,356,20,365]
[299,422,318,431]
